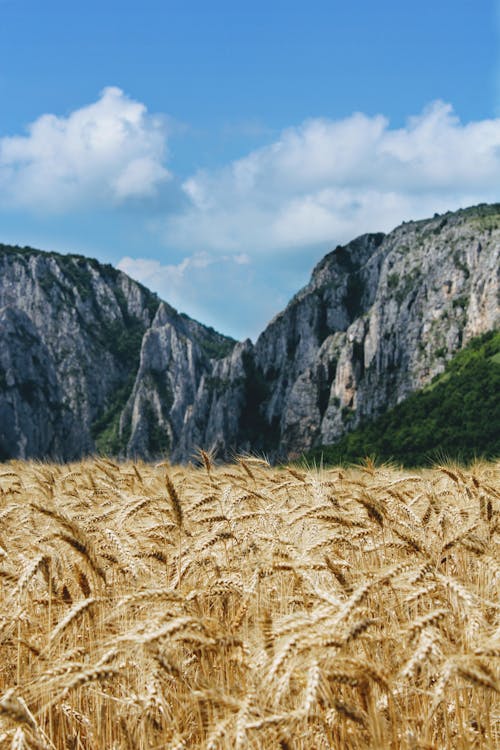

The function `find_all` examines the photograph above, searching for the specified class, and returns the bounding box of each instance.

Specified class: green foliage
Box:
[341,406,355,422]
[387,272,399,290]
[196,333,235,360]
[395,268,421,306]
[452,296,468,310]
[0,242,160,317]
[452,250,470,279]
[98,318,145,370]
[93,369,174,458]
[55,256,94,300]
[1,242,235,460]
[144,403,171,456]
[205,375,231,391]
[465,202,500,218]
[148,370,173,409]
[0,243,41,258]
[91,376,135,455]
[91,314,146,455]
[468,204,500,231]
[304,331,500,467]
[178,313,235,361]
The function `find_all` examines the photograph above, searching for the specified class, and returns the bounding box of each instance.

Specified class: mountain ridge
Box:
[0,245,234,460]
[0,202,499,462]
[303,329,500,467]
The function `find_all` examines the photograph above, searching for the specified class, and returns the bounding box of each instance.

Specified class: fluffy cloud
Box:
[117,252,257,338]
[0,87,170,211]
[164,101,500,254]
[118,251,250,290]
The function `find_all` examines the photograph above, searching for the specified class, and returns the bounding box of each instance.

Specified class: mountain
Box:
[303,330,500,467]
[168,203,499,462]
[0,202,499,463]
[0,245,234,460]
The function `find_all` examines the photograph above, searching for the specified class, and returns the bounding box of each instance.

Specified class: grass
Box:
[0,457,498,748]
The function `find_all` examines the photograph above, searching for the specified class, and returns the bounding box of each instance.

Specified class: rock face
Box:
[0,307,69,460]
[0,203,499,462]
[0,245,234,460]
[172,204,499,461]
[120,302,233,460]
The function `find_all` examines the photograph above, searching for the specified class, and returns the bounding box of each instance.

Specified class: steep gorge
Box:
[0,202,498,462]
[169,204,499,461]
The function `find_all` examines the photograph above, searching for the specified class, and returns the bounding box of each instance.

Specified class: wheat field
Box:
[0,456,498,749]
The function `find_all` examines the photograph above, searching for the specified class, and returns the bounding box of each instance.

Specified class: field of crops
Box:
[0,457,498,749]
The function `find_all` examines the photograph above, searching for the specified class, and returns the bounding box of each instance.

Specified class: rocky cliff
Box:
[168,203,499,461]
[0,245,234,460]
[0,203,498,463]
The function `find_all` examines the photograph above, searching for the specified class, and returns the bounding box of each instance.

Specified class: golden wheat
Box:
[0,457,497,748]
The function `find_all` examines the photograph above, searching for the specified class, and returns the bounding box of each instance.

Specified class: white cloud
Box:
[0,87,170,211]
[117,251,254,338]
[118,251,248,289]
[164,101,500,254]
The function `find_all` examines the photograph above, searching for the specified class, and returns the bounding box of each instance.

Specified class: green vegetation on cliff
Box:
[304,331,500,467]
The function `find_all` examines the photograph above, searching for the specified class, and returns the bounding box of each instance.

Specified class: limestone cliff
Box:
[173,203,499,461]
[0,202,498,462]
[0,245,234,460]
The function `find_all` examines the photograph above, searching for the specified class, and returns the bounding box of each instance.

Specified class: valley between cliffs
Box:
[0,202,498,462]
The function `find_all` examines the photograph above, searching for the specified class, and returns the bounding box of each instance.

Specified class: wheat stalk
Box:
[0,457,497,748]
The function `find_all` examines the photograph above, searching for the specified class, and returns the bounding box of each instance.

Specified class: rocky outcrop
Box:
[0,307,70,460]
[0,245,234,460]
[120,302,233,460]
[175,204,499,460]
[0,203,498,462]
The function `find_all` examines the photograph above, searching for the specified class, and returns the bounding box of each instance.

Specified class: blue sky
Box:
[0,0,499,339]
